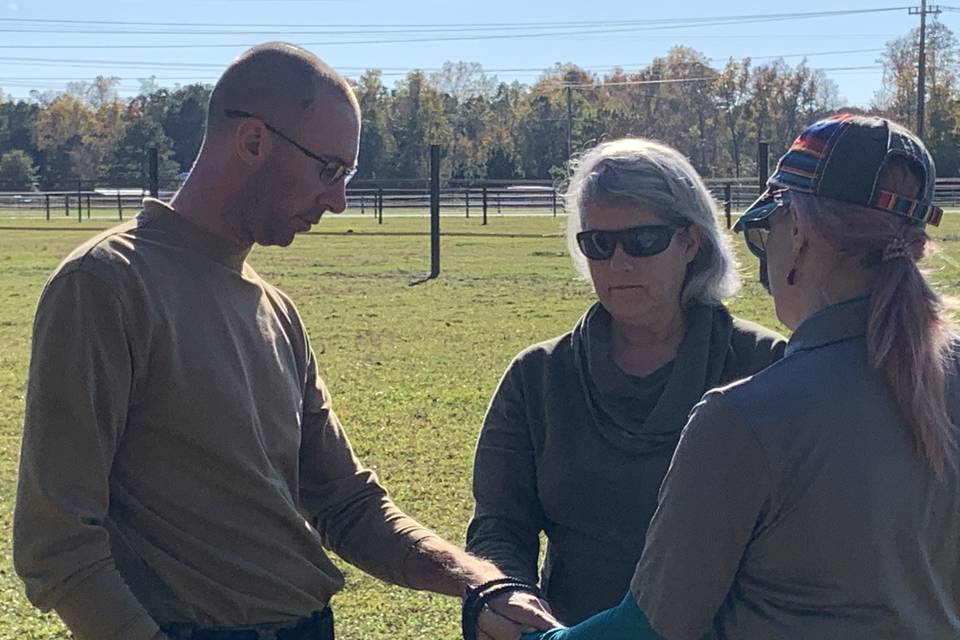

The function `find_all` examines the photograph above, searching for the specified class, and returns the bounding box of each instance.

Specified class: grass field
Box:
[1,211,958,639]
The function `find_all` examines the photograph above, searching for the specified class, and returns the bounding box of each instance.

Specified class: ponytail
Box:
[867,228,956,477]
[791,191,957,477]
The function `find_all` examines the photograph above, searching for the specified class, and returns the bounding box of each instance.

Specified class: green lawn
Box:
[1,211,958,639]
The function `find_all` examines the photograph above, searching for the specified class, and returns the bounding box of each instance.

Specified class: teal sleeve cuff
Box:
[521,593,663,640]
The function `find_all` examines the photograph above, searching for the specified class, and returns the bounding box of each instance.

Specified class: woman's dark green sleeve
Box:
[466,359,546,584]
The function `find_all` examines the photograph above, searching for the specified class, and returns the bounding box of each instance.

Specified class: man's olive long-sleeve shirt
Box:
[14,200,436,640]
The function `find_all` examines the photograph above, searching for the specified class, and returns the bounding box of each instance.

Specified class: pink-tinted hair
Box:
[791,177,957,476]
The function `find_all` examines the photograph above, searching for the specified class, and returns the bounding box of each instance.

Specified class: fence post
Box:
[117,191,123,220]
[45,193,50,221]
[77,181,82,223]
[429,145,440,278]
[497,192,501,214]
[724,183,732,230]
[148,148,159,198]
[65,194,70,217]
[465,188,470,219]
[482,186,488,226]
[757,142,769,193]
[86,193,91,219]
[360,194,365,215]
[377,188,383,224]
[552,188,558,217]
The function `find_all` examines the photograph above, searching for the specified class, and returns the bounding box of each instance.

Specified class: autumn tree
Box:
[352,70,395,180]
[714,59,753,177]
[103,117,180,188]
[876,20,960,175]
[390,71,453,179]
[0,149,39,190]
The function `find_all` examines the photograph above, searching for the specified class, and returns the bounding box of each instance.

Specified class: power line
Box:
[0,35,896,52]
[0,55,886,81]
[565,76,716,88]
[0,46,888,71]
[0,52,890,93]
[1,67,880,93]
[0,31,902,49]
[559,65,883,88]
[744,48,883,60]
[0,67,888,88]
[0,37,897,49]
[816,65,884,71]
[0,8,913,50]
[0,56,227,68]
[0,8,913,29]
[0,76,722,91]
[0,24,893,36]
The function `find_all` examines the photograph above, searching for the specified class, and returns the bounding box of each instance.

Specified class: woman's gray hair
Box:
[563,138,740,306]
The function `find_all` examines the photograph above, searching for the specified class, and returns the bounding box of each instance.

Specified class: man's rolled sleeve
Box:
[13,269,159,640]
[630,391,772,640]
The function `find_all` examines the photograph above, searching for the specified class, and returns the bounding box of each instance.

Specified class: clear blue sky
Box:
[1,0,958,106]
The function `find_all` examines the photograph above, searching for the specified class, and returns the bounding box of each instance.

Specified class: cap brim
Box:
[732,190,778,232]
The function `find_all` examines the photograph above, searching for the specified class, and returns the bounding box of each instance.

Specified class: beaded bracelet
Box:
[461,577,543,640]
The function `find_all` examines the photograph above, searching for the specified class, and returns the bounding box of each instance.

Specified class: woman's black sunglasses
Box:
[742,191,790,260]
[743,219,771,260]
[576,224,686,261]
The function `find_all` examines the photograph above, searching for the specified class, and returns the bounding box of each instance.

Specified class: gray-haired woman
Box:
[465,138,785,625]
[516,115,960,640]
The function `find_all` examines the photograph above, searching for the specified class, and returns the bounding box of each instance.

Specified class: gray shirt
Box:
[632,296,960,640]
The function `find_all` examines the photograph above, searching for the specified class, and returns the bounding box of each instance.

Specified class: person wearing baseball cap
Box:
[519,114,960,639]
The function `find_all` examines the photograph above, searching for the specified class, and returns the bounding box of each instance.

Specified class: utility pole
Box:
[910,1,942,138]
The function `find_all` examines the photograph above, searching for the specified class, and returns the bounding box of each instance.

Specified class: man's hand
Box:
[398,535,561,638]
[476,590,561,640]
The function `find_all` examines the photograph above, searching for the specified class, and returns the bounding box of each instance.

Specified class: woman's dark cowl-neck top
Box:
[467,302,785,624]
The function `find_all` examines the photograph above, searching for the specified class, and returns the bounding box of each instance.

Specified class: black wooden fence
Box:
[4,178,960,225]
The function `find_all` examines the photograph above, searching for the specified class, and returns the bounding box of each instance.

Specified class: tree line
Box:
[1,21,958,191]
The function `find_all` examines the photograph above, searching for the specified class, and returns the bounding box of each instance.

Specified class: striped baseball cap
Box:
[735,114,943,230]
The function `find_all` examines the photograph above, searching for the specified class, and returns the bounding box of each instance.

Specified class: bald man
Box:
[13,43,557,640]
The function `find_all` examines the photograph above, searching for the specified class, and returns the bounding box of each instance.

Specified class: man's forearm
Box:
[401,535,507,596]
[400,535,563,640]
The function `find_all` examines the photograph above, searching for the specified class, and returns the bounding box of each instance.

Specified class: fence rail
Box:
[4,178,960,223]
[702,178,960,210]
[0,191,158,222]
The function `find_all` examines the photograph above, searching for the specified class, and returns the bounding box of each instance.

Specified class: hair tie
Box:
[881,238,913,263]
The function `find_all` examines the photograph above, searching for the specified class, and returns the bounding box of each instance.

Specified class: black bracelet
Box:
[462,578,524,621]
[461,578,543,640]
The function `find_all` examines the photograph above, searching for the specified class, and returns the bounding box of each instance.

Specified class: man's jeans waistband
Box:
[163,607,334,640]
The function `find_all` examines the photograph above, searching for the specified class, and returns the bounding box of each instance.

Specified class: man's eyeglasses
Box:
[224,109,358,185]
[576,224,686,261]
[742,191,790,260]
